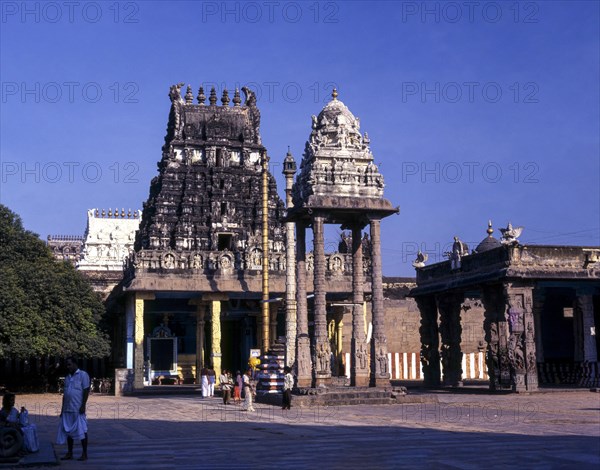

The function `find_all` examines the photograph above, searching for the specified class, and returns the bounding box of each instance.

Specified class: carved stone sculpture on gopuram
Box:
[125,83,286,281]
[292,89,387,206]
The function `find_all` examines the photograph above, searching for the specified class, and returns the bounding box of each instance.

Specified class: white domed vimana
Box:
[292,89,387,207]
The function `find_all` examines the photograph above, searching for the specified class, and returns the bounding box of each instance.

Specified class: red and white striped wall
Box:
[344,351,488,380]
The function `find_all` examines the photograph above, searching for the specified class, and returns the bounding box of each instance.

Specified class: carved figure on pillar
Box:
[312,216,331,385]
[377,347,388,375]
[369,219,390,387]
[482,286,505,390]
[504,284,538,391]
[295,223,312,387]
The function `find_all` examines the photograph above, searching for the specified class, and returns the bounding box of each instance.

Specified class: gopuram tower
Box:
[289,90,398,388]
[121,83,287,389]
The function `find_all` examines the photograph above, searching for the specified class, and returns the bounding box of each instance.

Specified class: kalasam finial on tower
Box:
[197,86,206,105]
[185,85,194,104]
[221,89,230,106]
[233,88,241,106]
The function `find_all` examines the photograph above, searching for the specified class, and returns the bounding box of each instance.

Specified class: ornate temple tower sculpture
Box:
[289,90,398,387]
[133,84,286,271]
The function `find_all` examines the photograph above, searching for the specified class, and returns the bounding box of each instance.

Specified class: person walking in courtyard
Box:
[241,368,255,412]
[282,366,294,410]
[57,357,90,461]
[208,365,216,397]
[220,369,232,405]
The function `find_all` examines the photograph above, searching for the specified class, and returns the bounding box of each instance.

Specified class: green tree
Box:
[0,204,110,358]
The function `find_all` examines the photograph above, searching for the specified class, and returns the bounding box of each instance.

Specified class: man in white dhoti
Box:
[57,357,90,461]
[241,369,255,412]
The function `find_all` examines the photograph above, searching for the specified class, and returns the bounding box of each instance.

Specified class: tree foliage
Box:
[0,204,110,359]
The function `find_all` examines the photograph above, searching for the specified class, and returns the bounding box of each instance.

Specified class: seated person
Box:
[0,393,38,453]
[0,393,19,426]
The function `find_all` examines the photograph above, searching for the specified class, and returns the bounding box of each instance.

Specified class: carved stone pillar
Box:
[189,298,207,384]
[416,295,441,388]
[504,283,537,392]
[256,313,263,353]
[201,293,227,381]
[285,219,297,367]
[369,219,389,387]
[482,285,510,391]
[532,288,545,363]
[189,300,207,384]
[313,215,331,385]
[295,222,312,387]
[437,292,463,387]
[269,303,279,348]
[196,308,206,384]
[133,292,154,390]
[351,224,369,386]
[133,294,145,390]
[577,291,598,362]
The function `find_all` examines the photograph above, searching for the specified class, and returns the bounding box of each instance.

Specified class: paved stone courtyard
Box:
[13,390,600,469]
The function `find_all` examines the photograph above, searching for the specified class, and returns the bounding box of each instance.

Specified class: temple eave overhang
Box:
[285,195,398,224]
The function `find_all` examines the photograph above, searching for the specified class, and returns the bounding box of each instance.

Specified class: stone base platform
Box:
[256,386,438,407]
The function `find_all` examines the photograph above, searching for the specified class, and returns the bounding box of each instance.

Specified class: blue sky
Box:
[1,0,599,275]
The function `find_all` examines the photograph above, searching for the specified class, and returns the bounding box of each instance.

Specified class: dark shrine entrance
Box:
[541,288,576,362]
[220,315,257,374]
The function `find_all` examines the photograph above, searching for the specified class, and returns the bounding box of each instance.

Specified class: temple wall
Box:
[336,281,487,380]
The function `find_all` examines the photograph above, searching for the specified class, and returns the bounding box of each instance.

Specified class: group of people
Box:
[215,366,294,412]
[215,369,255,410]
[199,366,217,397]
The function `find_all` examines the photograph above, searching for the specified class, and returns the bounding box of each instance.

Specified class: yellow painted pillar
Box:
[133,292,154,390]
[210,300,222,380]
[336,320,344,356]
[201,294,227,379]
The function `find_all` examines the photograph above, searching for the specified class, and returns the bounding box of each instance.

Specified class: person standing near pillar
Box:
[241,368,256,412]
[57,357,90,461]
[200,366,209,398]
[219,369,232,405]
[208,365,216,397]
[282,366,294,410]
[234,370,243,404]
